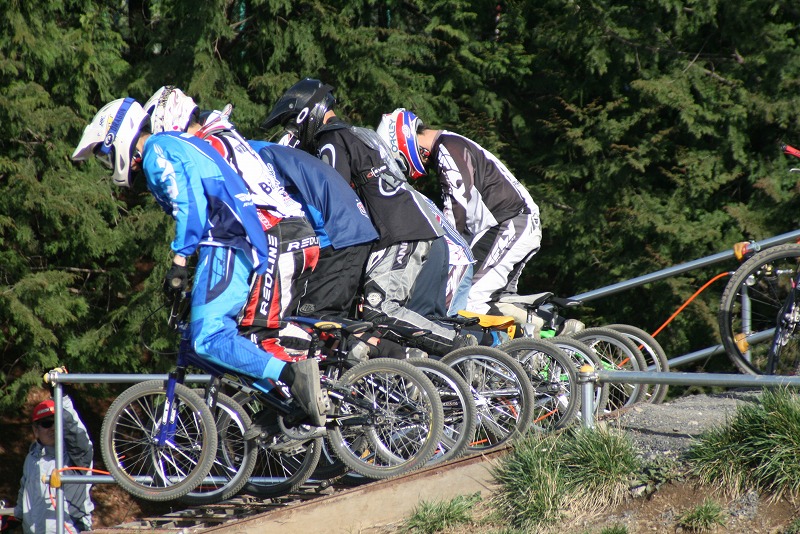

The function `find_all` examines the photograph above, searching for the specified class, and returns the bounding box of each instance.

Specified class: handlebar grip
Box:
[170,277,184,289]
[783,144,800,159]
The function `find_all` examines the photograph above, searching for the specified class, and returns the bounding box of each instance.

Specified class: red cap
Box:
[32,399,55,422]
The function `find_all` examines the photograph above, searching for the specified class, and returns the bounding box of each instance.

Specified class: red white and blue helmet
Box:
[376,108,427,179]
[71,97,149,188]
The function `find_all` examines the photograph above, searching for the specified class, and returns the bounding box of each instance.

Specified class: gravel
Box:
[605,389,764,462]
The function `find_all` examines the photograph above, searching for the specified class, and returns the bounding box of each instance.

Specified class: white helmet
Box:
[71,97,149,188]
[376,108,427,179]
[143,85,198,133]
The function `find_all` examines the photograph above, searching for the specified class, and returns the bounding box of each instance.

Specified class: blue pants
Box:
[190,246,286,381]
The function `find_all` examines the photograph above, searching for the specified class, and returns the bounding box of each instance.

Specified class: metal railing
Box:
[571,228,800,369]
[577,367,800,429]
[570,229,800,303]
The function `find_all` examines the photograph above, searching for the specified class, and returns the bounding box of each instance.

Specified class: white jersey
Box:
[197,111,305,219]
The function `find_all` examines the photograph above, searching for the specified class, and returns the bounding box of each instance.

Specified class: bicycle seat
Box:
[285,315,373,335]
[497,292,553,307]
[457,310,516,330]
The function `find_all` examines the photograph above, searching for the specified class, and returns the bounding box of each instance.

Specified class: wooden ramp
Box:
[92,449,506,534]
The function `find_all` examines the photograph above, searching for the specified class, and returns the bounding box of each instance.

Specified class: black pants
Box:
[295,243,372,318]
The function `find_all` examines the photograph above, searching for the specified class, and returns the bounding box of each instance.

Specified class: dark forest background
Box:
[3,0,800,411]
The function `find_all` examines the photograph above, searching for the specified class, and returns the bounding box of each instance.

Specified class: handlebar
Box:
[782,144,800,159]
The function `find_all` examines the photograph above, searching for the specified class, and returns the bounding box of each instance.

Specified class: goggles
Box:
[36,419,55,429]
[94,143,115,172]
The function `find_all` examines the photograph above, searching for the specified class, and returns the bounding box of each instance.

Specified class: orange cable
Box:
[46,492,75,534]
[55,466,110,475]
[650,271,732,338]
[47,466,111,534]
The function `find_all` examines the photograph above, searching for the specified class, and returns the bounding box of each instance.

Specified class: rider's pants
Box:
[191,245,286,381]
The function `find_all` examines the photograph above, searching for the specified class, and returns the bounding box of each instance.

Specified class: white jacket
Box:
[14,395,94,534]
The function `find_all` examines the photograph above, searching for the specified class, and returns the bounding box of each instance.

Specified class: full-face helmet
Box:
[143,85,199,133]
[376,108,427,179]
[71,97,149,188]
[261,78,335,152]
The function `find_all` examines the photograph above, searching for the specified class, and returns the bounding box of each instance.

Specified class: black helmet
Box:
[261,78,335,152]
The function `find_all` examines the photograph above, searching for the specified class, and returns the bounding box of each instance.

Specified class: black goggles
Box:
[36,419,55,429]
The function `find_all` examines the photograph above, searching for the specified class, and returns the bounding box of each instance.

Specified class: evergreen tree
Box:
[4,0,800,411]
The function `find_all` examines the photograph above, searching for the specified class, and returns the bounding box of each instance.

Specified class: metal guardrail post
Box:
[577,365,596,429]
[53,381,65,534]
[44,372,213,533]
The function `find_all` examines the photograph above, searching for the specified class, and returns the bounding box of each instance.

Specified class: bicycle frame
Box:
[166,302,394,432]
[765,268,800,374]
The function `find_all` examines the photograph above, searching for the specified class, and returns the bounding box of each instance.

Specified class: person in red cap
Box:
[13,371,94,533]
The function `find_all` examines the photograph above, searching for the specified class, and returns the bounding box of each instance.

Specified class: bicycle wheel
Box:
[100,381,217,501]
[570,327,647,411]
[327,358,444,479]
[718,243,800,375]
[543,336,609,415]
[325,358,478,487]
[495,338,581,430]
[606,323,670,403]
[407,357,477,464]
[180,390,257,505]
[232,392,323,498]
[440,346,536,452]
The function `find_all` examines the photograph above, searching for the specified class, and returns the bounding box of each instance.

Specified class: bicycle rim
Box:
[327,358,444,479]
[549,336,609,415]
[232,392,322,498]
[440,346,536,452]
[606,323,670,404]
[407,357,477,465]
[495,338,581,430]
[718,243,800,375]
[570,327,647,411]
[100,381,217,501]
[180,391,256,505]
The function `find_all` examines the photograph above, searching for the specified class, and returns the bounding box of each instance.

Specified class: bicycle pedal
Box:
[278,417,327,440]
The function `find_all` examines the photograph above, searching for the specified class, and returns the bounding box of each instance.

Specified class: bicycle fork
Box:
[766,272,800,374]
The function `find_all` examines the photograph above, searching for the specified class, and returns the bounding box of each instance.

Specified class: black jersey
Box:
[316,118,443,248]
[432,131,538,240]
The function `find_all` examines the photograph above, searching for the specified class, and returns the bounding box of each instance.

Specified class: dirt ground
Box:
[557,483,796,533]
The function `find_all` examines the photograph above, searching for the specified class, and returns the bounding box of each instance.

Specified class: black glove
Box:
[163,263,188,297]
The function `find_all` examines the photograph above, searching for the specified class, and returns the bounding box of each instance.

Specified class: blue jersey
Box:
[249,141,378,250]
[143,132,271,273]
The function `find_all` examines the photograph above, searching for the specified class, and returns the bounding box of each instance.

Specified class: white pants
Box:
[467,213,542,314]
